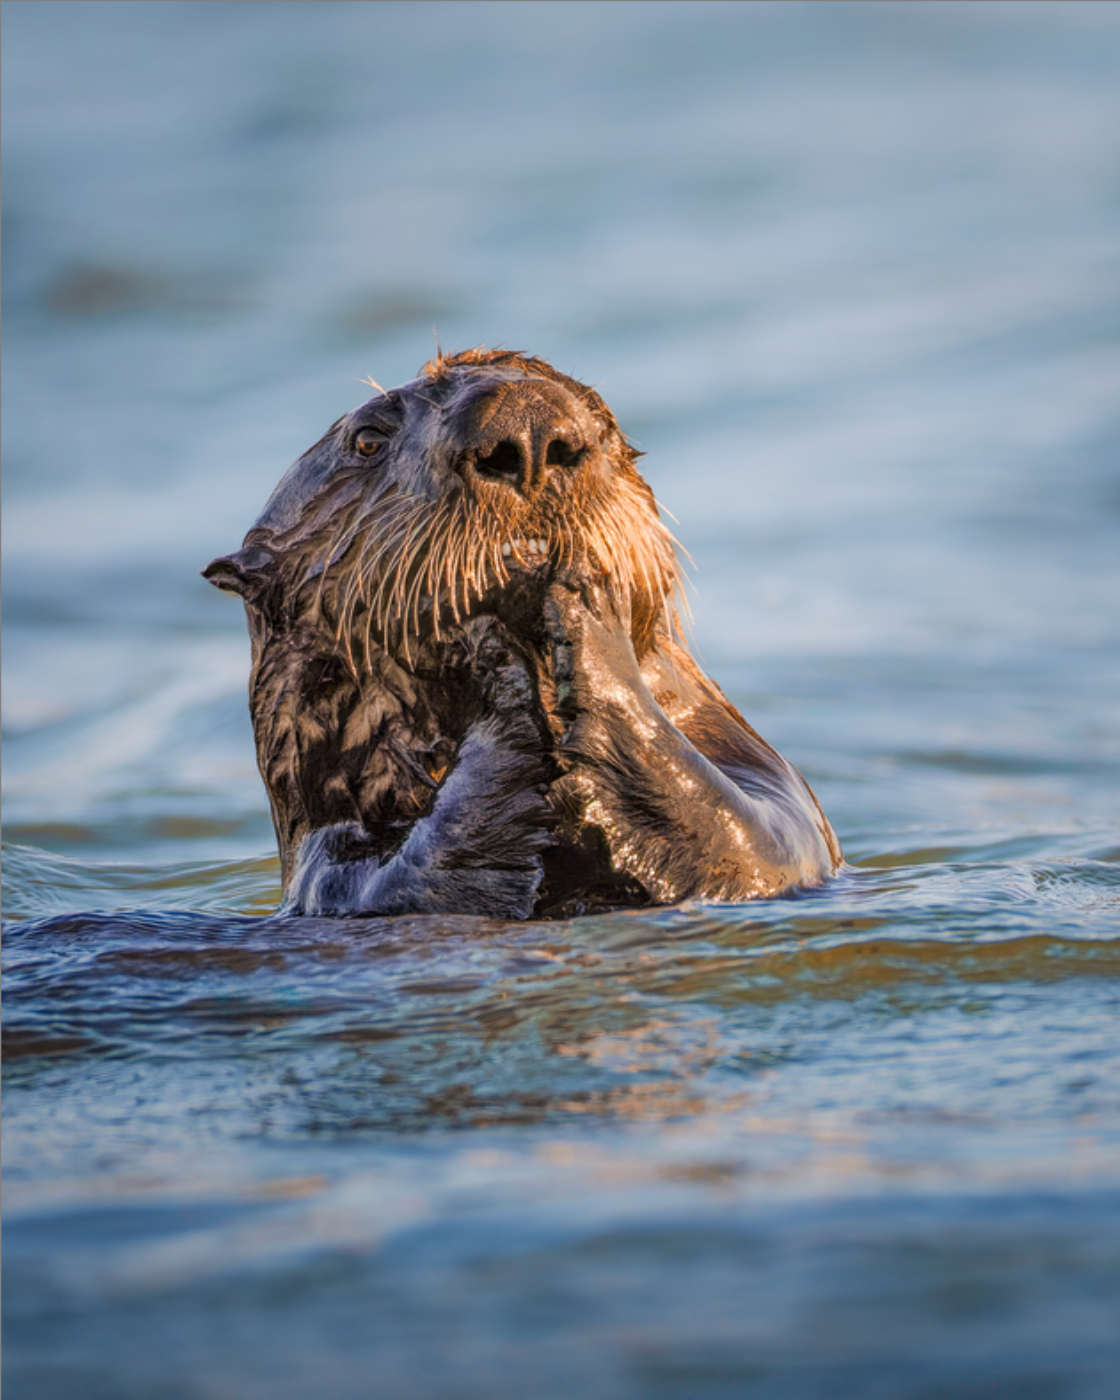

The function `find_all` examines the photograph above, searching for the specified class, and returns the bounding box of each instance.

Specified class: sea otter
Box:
[204,348,840,919]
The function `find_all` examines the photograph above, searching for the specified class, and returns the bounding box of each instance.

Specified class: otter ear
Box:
[202,545,275,598]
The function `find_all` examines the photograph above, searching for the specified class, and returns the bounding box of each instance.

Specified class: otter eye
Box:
[355,429,384,458]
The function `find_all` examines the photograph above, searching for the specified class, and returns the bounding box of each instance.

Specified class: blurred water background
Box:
[3,3,1120,1396]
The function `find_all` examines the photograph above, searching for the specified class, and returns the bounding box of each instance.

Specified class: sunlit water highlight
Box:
[4,3,1120,1397]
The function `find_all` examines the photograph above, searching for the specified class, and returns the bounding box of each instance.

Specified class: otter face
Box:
[204,349,681,671]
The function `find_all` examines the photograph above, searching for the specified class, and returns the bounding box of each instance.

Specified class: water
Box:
[3,3,1120,1395]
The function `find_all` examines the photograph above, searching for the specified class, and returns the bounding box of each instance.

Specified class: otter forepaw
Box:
[283,708,555,920]
[283,822,383,917]
[542,580,645,735]
[447,614,540,718]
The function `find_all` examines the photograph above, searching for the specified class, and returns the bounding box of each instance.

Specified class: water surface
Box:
[4,3,1120,1396]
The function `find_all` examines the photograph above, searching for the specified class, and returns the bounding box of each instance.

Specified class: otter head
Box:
[204,348,681,674]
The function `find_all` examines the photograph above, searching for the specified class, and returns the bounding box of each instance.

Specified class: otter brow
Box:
[350,410,400,437]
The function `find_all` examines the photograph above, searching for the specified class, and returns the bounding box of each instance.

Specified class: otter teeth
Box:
[502,537,549,561]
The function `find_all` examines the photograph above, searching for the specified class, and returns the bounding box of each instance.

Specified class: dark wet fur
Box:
[205,349,841,918]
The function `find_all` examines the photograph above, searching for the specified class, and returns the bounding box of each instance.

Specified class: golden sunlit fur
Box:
[297,348,685,671]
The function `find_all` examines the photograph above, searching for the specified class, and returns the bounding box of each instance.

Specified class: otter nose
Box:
[474,432,583,494]
[457,381,588,498]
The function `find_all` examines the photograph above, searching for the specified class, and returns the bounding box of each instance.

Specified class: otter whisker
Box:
[465,524,485,607]
[339,613,360,681]
[366,500,432,651]
[439,506,463,623]
[357,529,394,649]
[321,502,379,628]
[403,516,439,648]
[385,517,430,664]
[451,497,477,609]
[339,494,417,641]
[314,512,362,623]
[363,606,377,675]
[442,514,465,624]
[421,498,452,641]
[454,503,476,619]
[355,520,409,665]
[659,518,694,574]
[595,503,634,598]
[333,531,386,680]
[486,521,509,593]
[561,517,578,575]
[406,505,453,647]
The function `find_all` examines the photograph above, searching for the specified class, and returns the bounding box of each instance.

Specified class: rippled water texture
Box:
[4,3,1120,1397]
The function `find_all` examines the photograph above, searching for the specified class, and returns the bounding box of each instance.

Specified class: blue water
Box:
[4,3,1120,1396]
